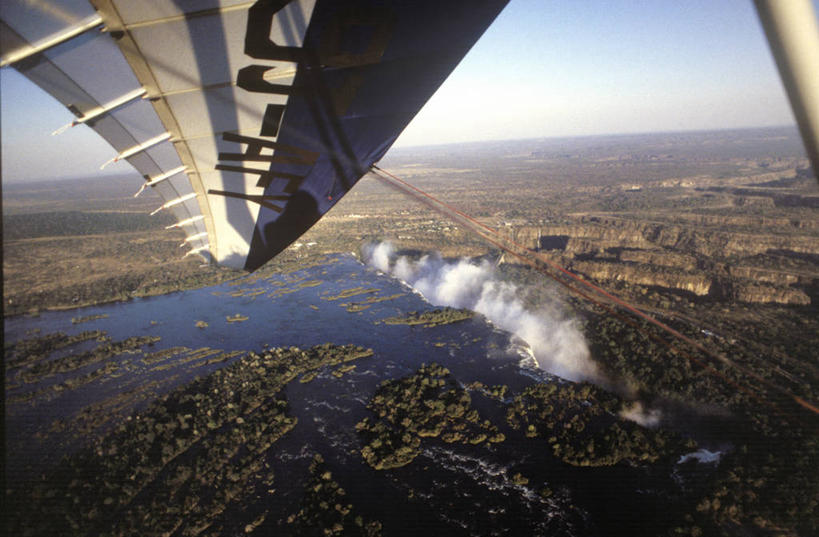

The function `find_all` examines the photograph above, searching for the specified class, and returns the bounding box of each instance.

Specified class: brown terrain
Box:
[320,128,819,310]
[4,127,817,315]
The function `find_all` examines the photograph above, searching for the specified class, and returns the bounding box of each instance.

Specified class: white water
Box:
[362,242,602,383]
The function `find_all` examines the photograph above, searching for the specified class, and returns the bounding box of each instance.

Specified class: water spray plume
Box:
[363,241,601,383]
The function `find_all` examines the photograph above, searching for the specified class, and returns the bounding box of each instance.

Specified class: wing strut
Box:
[754,0,819,180]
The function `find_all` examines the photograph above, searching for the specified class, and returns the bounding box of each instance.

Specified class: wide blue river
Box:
[5,253,696,536]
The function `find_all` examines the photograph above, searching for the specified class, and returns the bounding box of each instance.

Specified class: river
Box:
[5,253,699,536]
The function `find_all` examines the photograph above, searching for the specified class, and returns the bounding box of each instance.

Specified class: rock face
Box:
[570,260,712,296]
[667,213,819,231]
[735,283,811,305]
[503,214,818,305]
[728,266,800,286]
[618,250,698,271]
[532,219,819,258]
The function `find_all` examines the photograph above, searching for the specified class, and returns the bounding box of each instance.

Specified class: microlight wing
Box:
[1,0,509,270]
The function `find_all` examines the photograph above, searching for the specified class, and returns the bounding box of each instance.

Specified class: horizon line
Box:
[391,123,799,150]
[2,124,802,184]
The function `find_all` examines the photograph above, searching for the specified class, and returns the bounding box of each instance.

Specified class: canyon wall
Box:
[503,215,817,305]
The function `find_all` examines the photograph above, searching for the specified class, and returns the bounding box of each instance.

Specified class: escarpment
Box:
[502,213,818,305]
[734,283,811,305]
[570,260,712,295]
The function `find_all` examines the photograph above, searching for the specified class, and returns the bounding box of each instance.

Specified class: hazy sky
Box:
[1,0,813,182]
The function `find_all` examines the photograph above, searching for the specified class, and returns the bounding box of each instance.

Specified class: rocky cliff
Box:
[661,213,819,232]
[531,220,819,259]
[503,213,817,305]
[618,250,698,271]
[734,283,811,305]
[728,266,800,286]
[569,260,712,296]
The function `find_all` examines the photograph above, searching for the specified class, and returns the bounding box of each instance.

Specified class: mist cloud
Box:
[362,242,602,383]
[619,401,662,428]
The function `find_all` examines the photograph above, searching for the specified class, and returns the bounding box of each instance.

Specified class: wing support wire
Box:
[100,132,171,169]
[166,215,205,230]
[151,192,197,216]
[53,88,147,135]
[0,14,103,67]
[135,165,188,197]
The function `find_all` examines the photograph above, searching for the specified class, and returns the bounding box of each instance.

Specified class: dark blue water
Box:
[5,254,530,356]
[4,254,687,536]
[5,254,540,470]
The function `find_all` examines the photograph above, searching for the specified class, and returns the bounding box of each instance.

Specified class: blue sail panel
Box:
[241,0,508,271]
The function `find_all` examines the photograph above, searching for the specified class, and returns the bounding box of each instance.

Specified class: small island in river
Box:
[381,307,474,327]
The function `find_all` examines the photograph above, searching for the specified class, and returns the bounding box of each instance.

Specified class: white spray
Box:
[362,242,603,384]
[619,401,662,428]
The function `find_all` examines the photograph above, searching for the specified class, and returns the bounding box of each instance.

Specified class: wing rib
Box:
[166,215,205,230]
[135,166,188,197]
[151,192,198,215]
[53,88,147,136]
[100,132,172,169]
[0,14,103,67]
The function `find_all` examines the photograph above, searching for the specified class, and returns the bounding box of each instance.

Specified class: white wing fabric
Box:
[1,0,317,267]
[1,0,507,270]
